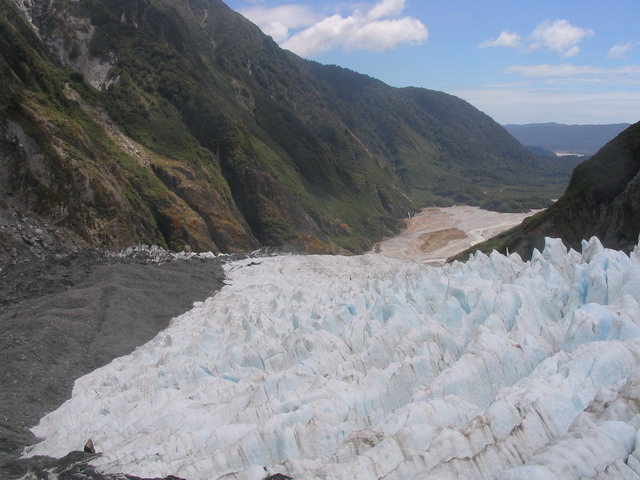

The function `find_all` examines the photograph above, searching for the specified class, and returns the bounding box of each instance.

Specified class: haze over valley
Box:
[504,123,632,156]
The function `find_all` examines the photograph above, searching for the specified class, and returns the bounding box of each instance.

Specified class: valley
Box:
[374,206,540,263]
[1,0,639,479]
[0,0,576,257]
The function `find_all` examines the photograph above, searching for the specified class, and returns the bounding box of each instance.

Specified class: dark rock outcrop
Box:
[2,450,187,480]
[455,121,640,261]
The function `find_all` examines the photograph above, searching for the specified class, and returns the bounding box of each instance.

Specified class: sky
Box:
[224,0,640,125]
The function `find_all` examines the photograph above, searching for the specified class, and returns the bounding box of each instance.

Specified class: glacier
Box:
[22,237,640,479]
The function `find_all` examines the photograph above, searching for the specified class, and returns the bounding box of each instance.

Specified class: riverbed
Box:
[374,206,540,263]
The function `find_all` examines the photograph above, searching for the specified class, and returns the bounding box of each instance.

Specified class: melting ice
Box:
[23,238,640,479]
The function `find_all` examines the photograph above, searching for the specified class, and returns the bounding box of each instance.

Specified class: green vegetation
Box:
[2,0,578,254]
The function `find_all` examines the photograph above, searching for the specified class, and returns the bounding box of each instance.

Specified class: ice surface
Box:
[23,237,640,479]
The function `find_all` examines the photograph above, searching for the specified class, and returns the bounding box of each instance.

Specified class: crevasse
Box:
[23,237,640,480]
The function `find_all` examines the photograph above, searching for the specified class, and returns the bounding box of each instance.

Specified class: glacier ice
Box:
[22,237,640,479]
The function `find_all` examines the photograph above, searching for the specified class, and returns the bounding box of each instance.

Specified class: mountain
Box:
[504,122,631,155]
[1,0,575,259]
[457,121,640,260]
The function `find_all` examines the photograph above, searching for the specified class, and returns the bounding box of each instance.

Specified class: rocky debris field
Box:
[0,203,82,268]
[0,236,228,479]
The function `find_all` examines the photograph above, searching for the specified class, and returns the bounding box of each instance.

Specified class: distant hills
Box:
[458,121,640,261]
[504,123,631,156]
[1,0,577,258]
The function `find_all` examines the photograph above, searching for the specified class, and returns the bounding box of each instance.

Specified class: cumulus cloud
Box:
[238,5,321,43]
[240,0,428,57]
[530,19,594,57]
[283,15,427,57]
[480,19,593,57]
[367,0,406,20]
[478,30,521,49]
[608,41,639,59]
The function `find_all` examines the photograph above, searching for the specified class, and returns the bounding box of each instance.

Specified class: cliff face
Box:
[1,0,576,261]
[458,121,640,260]
[0,81,259,257]
[1,0,260,261]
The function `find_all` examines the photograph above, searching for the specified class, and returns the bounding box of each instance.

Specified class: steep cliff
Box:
[1,0,259,262]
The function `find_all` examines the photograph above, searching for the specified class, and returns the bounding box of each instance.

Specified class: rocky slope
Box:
[1,0,576,259]
[457,121,640,260]
[0,248,227,479]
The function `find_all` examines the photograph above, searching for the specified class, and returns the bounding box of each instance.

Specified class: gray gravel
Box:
[0,249,227,478]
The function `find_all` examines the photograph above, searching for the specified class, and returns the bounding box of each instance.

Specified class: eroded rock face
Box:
[554,124,640,254]
[14,0,118,90]
[13,0,53,31]
[601,167,640,250]
[45,17,119,91]
[0,115,81,264]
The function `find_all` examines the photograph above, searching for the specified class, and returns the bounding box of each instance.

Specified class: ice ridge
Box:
[23,237,640,479]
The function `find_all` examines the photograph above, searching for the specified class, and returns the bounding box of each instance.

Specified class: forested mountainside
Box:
[457,121,640,260]
[504,122,631,155]
[1,0,575,259]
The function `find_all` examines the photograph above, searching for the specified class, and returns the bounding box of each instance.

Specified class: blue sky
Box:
[224,0,640,125]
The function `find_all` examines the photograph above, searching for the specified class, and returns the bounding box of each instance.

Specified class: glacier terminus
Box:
[22,237,640,480]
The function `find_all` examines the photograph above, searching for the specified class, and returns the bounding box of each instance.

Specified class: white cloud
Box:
[283,15,427,56]
[480,19,593,58]
[503,64,640,84]
[239,5,321,42]
[478,30,521,49]
[367,0,406,20]
[451,86,640,124]
[240,0,428,57]
[529,19,594,57]
[608,42,639,59]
